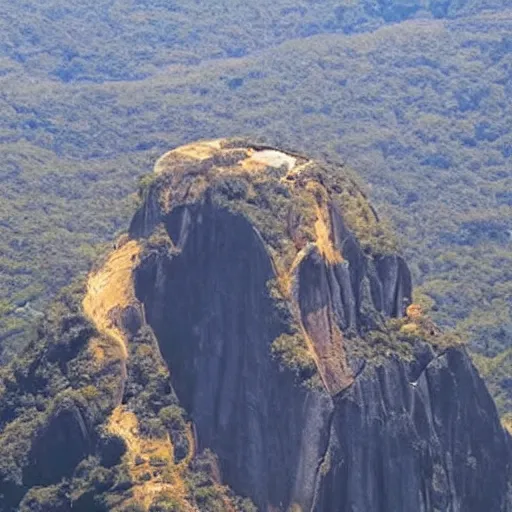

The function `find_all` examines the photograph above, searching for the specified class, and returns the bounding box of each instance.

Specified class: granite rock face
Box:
[130,139,511,511]
[135,202,334,510]
[316,347,511,512]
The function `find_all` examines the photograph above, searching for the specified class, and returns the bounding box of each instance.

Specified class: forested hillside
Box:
[0,0,511,414]
[1,0,506,81]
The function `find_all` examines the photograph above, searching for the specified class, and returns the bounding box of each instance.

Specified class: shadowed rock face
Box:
[130,140,511,511]
[316,347,511,512]
[135,202,334,510]
[24,396,92,487]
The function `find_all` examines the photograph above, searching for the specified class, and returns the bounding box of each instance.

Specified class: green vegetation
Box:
[0,280,128,511]
[0,1,510,414]
[0,144,143,361]
[347,312,464,364]
[271,332,317,383]
[185,450,256,512]
[472,348,512,415]
[0,0,502,83]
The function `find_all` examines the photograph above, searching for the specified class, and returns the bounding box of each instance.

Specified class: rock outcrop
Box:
[0,138,510,511]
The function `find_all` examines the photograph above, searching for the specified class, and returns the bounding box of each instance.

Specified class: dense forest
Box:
[0,0,511,415]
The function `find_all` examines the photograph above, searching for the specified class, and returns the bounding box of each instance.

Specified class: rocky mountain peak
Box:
[0,140,509,511]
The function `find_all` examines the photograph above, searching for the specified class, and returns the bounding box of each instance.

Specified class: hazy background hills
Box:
[1,0,507,82]
[0,0,511,414]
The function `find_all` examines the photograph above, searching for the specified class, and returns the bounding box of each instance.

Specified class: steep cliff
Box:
[0,139,510,511]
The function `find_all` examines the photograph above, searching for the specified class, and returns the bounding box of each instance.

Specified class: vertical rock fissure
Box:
[310,404,336,511]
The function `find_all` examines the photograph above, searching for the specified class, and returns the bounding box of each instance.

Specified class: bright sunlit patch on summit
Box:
[246,149,297,171]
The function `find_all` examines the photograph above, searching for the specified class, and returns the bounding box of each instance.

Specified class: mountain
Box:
[1,4,511,421]
[0,139,509,511]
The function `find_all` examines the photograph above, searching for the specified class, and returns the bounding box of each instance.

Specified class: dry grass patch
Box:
[314,204,343,265]
[502,414,512,435]
[108,406,192,511]
[83,240,141,360]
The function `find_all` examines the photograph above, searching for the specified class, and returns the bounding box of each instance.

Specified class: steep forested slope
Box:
[0,2,511,414]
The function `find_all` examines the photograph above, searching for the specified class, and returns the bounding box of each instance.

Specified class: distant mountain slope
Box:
[0,0,509,81]
[0,10,511,414]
